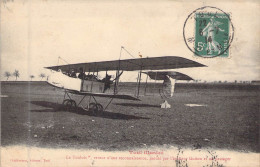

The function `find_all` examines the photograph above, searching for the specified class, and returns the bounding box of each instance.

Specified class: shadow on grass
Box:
[29,101,149,120]
[114,103,160,108]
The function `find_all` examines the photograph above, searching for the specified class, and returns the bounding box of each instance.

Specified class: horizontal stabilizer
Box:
[143,71,193,81]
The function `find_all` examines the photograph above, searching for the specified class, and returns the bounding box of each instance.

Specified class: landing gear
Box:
[96,103,104,112]
[63,99,76,111]
[88,102,97,112]
[62,91,108,113]
[62,90,113,113]
[88,102,103,112]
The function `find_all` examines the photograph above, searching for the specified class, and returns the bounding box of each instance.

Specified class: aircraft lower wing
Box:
[68,90,140,101]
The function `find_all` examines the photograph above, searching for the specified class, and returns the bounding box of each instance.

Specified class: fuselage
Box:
[47,70,105,93]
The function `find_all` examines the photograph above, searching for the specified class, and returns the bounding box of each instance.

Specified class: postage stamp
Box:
[183,6,234,58]
[195,13,230,57]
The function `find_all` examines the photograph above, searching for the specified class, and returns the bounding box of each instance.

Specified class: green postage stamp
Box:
[183,6,234,58]
[195,13,230,57]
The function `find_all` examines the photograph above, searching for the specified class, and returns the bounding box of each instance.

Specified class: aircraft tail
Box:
[143,71,193,98]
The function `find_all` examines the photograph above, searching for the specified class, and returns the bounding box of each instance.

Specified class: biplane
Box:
[45,55,205,112]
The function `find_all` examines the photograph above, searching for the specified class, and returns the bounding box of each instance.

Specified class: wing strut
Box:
[153,71,158,96]
[144,73,149,96]
[114,46,123,94]
[136,66,143,97]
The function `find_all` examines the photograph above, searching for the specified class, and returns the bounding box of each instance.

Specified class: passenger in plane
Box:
[69,69,77,78]
[78,67,86,80]
[102,74,112,92]
[85,74,94,80]
[101,71,123,92]
[58,68,68,76]
[78,68,101,81]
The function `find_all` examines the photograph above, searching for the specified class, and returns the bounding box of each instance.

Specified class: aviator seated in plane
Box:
[76,67,123,92]
[101,71,123,92]
[77,68,109,92]
[78,68,100,81]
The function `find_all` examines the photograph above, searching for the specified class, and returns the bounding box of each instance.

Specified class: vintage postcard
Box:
[1,0,259,167]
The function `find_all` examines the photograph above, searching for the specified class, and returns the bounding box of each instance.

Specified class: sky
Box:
[1,0,259,82]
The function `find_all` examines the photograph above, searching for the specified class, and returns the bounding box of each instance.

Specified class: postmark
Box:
[183,6,234,58]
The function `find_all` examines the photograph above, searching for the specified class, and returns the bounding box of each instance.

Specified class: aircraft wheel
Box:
[88,102,98,112]
[96,103,103,112]
[62,99,69,105]
[65,100,72,111]
[70,100,77,108]
[63,99,76,111]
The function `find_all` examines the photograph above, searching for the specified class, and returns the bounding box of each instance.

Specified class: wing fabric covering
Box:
[45,56,205,72]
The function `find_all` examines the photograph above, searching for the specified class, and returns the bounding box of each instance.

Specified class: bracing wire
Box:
[57,56,69,65]
[121,46,136,59]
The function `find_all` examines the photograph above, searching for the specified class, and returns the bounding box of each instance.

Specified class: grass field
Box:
[1,81,259,152]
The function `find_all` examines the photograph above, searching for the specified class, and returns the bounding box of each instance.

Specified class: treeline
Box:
[3,70,46,81]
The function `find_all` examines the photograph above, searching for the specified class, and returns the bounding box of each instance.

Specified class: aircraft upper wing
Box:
[45,56,206,72]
